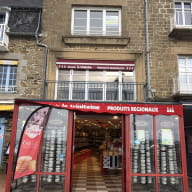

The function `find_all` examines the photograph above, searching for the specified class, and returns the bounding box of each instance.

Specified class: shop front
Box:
[5,99,188,192]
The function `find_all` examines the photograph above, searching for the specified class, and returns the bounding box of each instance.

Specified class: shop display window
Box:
[158,177,183,192]
[11,175,37,192]
[41,108,68,173]
[9,105,70,192]
[131,115,155,177]
[156,115,182,175]
[5,100,188,192]
[40,175,65,191]
[131,176,156,192]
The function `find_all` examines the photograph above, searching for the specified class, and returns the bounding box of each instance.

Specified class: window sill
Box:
[62,36,130,46]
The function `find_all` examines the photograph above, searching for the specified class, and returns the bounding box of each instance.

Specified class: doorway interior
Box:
[71,112,123,192]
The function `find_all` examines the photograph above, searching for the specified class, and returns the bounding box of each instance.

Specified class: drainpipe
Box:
[144,0,152,102]
[35,10,48,100]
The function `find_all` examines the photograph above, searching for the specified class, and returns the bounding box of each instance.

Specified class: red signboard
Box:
[56,59,135,71]
[14,107,50,179]
[34,101,183,116]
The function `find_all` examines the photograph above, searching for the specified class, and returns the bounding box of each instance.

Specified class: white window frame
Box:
[178,56,192,93]
[0,61,17,93]
[71,7,121,36]
[0,7,10,50]
[175,1,192,26]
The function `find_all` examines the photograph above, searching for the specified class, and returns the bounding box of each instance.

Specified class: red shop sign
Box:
[34,101,183,116]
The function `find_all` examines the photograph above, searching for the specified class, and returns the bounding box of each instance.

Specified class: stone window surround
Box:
[62,1,129,46]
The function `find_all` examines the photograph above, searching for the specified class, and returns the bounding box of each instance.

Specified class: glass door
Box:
[125,114,188,192]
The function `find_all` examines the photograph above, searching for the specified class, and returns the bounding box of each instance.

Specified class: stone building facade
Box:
[0,0,44,172]
[41,0,192,176]
[1,0,192,178]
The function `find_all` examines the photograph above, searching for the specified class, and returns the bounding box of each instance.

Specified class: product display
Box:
[132,130,153,184]
[41,129,67,183]
[158,129,179,185]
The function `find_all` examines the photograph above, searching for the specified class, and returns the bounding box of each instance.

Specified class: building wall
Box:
[42,0,146,99]
[42,0,192,101]
[0,5,44,172]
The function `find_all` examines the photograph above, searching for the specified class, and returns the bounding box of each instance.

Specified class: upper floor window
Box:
[71,7,121,36]
[0,60,18,93]
[178,56,192,92]
[175,1,192,25]
[0,13,6,41]
[0,7,10,50]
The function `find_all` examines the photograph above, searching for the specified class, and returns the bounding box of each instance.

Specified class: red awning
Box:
[56,59,135,71]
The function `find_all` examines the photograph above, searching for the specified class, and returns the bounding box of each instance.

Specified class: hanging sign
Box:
[14,107,50,179]
[0,118,5,167]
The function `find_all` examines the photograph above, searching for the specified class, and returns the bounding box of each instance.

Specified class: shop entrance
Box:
[5,100,188,192]
[72,112,123,192]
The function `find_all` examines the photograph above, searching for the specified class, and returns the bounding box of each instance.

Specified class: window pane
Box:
[106,11,119,35]
[12,175,37,192]
[159,177,183,192]
[58,70,70,81]
[189,75,192,83]
[89,71,104,81]
[122,72,135,82]
[184,10,192,25]
[72,70,86,81]
[41,108,68,173]
[175,2,182,9]
[132,176,156,192]
[187,58,192,66]
[0,65,17,92]
[184,2,191,9]
[73,10,87,34]
[178,58,186,67]
[130,115,155,176]
[105,71,119,82]
[0,13,5,24]
[40,175,65,191]
[90,11,103,35]
[176,10,183,25]
[180,74,187,84]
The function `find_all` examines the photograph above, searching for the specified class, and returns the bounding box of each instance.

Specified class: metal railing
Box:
[45,81,145,102]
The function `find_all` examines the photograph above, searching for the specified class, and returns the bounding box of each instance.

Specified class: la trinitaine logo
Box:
[166,107,175,113]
